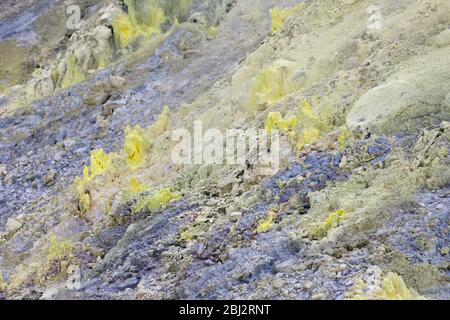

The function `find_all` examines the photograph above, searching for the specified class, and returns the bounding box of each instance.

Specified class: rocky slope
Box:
[0,0,449,299]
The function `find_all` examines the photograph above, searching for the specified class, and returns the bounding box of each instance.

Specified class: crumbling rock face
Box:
[0,0,449,300]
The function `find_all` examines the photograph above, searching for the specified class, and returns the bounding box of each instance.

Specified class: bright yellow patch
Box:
[298,99,316,120]
[265,111,298,135]
[296,99,326,150]
[130,177,149,194]
[112,0,165,48]
[132,188,180,213]
[374,272,425,300]
[47,235,74,262]
[246,62,296,111]
[148,105,171,138]
[180,229,196,241]
[61,54,86,89]
[270,3,305,34]
[112,14,138,49]
[73,149,113,214]
[73,167,91,213]
[337,126,351,150]
[78,192,91,214]
[256,209,276,233]
[124,125,149,170]
[310,209,346,239]
[324,209,346,229]
[350,272,425,300]
[80,166,90,184]
[90,149,113,177]
[296,127,320,150]
[263,99,327,150]
[112,0,194,48]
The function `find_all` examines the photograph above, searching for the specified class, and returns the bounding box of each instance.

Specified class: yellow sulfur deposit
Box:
[309,209,346,239]
[61,54,86,89]
[245,61,296,111]
[374,272,425,300]
[112,0,164,48]
[124,125,150,170]
[296,100,327,150]
[73,167,90,209]
[265,111,298,135]
[324,209,346,230]
[263,99,328,150]
[337,126,351,150]
[47,235,74,262]
[256,209,276,233]
[132,188,180,213]
[73,149,113,213]
[148,105,171,138]
[129,177,149,194]
[264,111,298,142]
[296,127,320,150]
[75,149,113,181]
[112,11,163,49]
[90,149,113,177]
[270,3,305,34]
[297,99,316,121]
[112,14,137,49]
[3,0,449,301]
[350,272,425,300]
[77,191,91,214]
[112,0,193,49]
